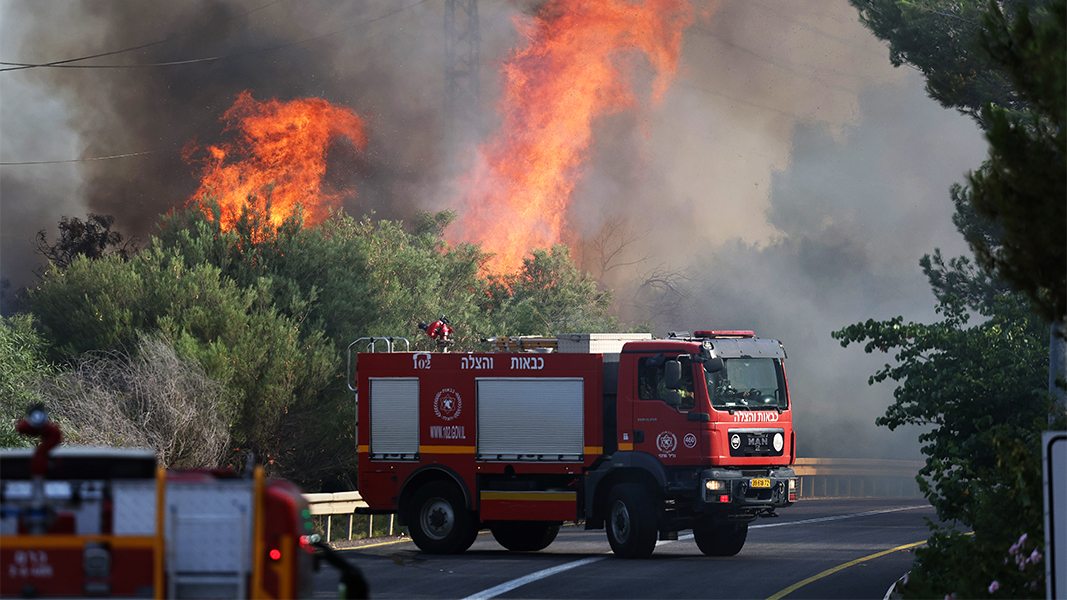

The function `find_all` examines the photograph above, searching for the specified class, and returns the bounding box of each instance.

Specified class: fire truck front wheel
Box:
[605,483,658,559]
[693,521,748,556]
[409,482,478,554]
[489,521,560,552]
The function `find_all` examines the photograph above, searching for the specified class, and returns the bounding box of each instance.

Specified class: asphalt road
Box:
[313,497,934,600]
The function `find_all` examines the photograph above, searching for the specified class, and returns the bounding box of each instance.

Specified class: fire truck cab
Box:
[349,331,796,559]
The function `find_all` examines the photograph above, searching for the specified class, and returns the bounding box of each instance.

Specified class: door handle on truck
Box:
[634,430,644,443]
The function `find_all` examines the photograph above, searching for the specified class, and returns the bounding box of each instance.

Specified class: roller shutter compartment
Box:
[477,378,584,460]
[370,378,419,460]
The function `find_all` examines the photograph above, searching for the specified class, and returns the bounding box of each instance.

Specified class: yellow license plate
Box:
[750,478,771,488]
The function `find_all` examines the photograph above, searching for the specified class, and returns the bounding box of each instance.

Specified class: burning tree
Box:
[184,91,368,232]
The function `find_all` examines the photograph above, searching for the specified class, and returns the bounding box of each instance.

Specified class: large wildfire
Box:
[184,91,368,230]
[184,0,694,273]
[451,0,695,273]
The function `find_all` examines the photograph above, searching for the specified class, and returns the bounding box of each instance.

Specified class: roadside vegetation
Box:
[837,0,1065,597]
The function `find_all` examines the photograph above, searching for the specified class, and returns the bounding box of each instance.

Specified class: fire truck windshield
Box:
[705,358,787,411]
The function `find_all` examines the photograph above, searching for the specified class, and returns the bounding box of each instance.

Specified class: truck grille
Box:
[727,428,785,457]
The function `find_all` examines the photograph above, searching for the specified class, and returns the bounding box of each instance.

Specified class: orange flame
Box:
[185,91,367,230]
[451,0,694,273]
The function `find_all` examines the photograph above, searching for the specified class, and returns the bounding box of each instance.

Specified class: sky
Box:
[0,0,990,459]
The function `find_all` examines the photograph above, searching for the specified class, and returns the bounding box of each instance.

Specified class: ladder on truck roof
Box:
[484,333,654,354]
[483,336,558,353]
[346,336,411,392]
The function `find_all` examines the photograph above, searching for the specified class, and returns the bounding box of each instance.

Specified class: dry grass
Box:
[38,334,231,468]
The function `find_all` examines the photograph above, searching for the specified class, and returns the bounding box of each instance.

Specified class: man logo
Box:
[433,388,462,421]
[730,433,741,450]
[656,431,677,454]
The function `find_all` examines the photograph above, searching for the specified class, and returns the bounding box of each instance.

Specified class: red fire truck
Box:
[0,406,319,598]
[348,331,797,558]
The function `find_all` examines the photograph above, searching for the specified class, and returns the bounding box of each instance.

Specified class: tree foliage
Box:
[833,273,1057,596]
[834,291,1049,524]
[0,315,53,447]
[967,0,1066,324]
[849,0,1035,124]
[852,0,1065,324]
[24,242,336,473]
[843,3,1064,595]
[900,432,1048,598]
[500,245,617,335]
[34,213,136,274]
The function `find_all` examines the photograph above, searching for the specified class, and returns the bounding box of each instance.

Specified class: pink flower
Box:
[1030,581,1040,592]
[945,594,957,600]
[1018,533,1028,546]
[988,580,1001,594]
[1028,549,1042,565]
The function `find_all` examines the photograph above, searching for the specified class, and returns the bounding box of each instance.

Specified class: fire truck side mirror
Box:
[702,356,724,373]
[664,359,682,389]
[665,390,682,407]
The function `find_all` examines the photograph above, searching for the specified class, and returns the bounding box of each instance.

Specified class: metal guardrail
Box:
[302,491,399,541]
[304,458,926,541]
[792,458,924,499]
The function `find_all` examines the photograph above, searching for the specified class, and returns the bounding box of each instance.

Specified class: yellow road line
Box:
[766,540,927,600]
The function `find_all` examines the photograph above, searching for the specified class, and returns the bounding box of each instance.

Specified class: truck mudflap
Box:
[699,467,797,510]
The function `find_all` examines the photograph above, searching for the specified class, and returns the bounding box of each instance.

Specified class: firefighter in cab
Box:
[418,316,454,351]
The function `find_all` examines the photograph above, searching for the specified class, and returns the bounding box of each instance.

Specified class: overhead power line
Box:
[0,0,284,73]
[676,81,798,119]
[0,0,434,166]
[0,0,433,73]
[0,149,165,167]
[0,39,175,73]
[691,27,863,96]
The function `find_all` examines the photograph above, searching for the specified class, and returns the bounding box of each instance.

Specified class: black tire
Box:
[489,521,560,552]
[408,481,478,554]
[693,521,748,556]
[605,483,658,559]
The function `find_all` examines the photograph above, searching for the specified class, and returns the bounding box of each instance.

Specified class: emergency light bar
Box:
[693,331,755,339]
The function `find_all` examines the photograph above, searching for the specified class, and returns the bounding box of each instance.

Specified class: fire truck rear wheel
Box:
[605,483,657,559]
[489,521,560,552]
[693,521,748,556]
[409,482,478,554]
